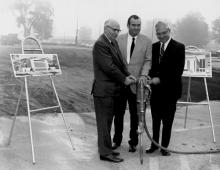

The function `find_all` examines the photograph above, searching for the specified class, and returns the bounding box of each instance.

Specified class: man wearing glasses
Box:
[112,15,152,152]
[92,19,136,163]
[145,21,185,156]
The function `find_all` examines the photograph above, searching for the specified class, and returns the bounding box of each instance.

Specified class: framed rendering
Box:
[183,46,212,77]
[10,54,62,77]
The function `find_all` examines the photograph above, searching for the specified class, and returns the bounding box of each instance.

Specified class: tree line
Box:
[11,0,220,48]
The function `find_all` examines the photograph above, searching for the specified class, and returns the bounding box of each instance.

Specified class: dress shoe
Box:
[112,151,120,156]
[112,143,120,150]
[100,154,124,163]
[161,150,171,156]
[145,147,158,153]
[128,145,136,152]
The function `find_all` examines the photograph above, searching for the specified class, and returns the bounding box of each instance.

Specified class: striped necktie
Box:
[159,43,165,63]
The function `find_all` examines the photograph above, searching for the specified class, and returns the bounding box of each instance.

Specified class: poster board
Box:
[183,46,212,77]
[10,54,62,77]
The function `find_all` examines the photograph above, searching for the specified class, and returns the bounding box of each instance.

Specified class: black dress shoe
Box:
[128,145,136,152]
[112,151,120,156]
[112,143,120,150]
[161,150,171,156]
[145,147,158,153]
[100,155,124,163]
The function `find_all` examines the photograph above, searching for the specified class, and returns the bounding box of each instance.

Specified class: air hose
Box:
[139,82,220,154]
[143,116,220,154]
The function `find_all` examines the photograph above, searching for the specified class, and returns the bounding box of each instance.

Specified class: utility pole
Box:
[75,17,78,45]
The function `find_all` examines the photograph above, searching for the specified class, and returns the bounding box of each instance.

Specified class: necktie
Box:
[159,43,165,63]
[130,37,135,58]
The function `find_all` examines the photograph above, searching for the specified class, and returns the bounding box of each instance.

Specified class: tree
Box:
[11,0,54,39]
[174,12,209,48]
[212,17,220,44]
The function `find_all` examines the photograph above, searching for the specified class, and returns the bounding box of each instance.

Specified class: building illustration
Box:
[10,54,62,77]
[183,46,212,77]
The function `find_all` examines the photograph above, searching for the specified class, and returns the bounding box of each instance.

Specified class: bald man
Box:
[145,21,185,156]
[91,19,136,162]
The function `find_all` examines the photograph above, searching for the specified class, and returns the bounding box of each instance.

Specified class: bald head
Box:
[104,19,121,41]
[104,19,121,31]
[155,21,171,43]
[155,21,170,31]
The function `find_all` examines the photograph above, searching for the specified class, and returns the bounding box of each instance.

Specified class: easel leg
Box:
[49,76,75,150]
[204,78,216,143]
[7,84,23,146]
[25,77,36,164]
[184,77,191,128]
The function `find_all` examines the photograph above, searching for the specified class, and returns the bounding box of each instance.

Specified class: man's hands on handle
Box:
[124,75,137,85]
[124,75,160,86]
[138,75,151,86]
[138,75,160,86]
[148,77,160,85]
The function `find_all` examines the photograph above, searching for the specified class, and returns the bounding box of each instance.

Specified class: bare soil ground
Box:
[1,45,220,117]
[0,102,220,170]
[0,45,220,169]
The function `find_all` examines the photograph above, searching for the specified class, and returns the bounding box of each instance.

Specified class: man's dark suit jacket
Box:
[92,34,130,97]
[149,39,185,100]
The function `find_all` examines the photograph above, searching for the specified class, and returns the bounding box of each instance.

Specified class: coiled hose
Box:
[139,82,220,154]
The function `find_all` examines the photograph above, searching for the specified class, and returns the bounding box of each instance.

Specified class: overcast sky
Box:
[0,0,220,39]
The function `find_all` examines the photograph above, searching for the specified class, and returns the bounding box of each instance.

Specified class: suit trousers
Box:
[150,88,178,149]
[113,86,139,146]
[93,96,120,156]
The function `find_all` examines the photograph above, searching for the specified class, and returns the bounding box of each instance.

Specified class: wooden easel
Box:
[7,36,74,164]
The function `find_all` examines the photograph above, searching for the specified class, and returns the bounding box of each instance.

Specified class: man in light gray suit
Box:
[112,15,152,152]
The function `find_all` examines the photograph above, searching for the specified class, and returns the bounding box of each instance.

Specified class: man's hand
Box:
[138,75,151,86]
[149,77,160,85]
[124,75,136,85]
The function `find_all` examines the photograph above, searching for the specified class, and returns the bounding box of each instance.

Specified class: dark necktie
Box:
[159,43,165,63]
[130,37,135,58]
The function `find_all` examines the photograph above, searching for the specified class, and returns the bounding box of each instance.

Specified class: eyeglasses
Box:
[156,30,169,36]
[107,26,121,32]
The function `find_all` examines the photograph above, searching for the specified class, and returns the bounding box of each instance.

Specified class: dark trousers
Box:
[113,87,138,146]
[150,89,177,149]
[93,96,119,156]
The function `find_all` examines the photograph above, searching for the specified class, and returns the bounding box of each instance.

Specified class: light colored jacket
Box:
[117,33,152,93]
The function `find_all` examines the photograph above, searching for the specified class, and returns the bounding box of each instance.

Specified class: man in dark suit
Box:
[112,15,152,152]
[92,19,136,163]
[145,21,185,156]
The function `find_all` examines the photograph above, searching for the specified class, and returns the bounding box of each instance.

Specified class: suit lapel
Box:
[113,40,126,66]
[102,34,118,58]
[155,42,160,64]
[102,35,126,68]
